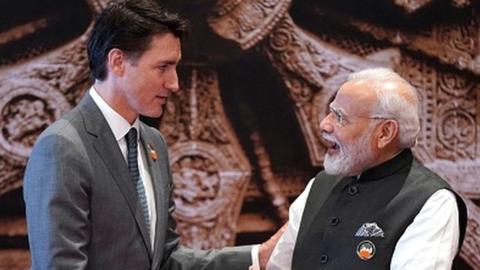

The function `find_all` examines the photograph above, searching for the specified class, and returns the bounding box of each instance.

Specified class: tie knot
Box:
[126,128,138,147]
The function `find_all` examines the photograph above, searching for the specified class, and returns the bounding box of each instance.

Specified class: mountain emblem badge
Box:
[356,240,376,261]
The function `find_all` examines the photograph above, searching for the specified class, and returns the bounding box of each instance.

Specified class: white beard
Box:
[323,126,376,176]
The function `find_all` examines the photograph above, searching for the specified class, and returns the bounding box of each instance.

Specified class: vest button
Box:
[348,185,358,196]
[330,216,339,226]
[319,254,329,264]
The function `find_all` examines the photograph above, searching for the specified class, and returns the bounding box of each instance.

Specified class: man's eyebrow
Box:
[157,60,178,65]
[329,104,345,115]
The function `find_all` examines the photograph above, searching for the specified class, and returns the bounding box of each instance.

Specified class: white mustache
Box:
[322,133,338,144]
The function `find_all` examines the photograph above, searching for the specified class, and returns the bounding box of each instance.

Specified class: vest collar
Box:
[357,149,413,182]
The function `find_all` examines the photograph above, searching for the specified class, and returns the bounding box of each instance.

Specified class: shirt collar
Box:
[89,86,140,141]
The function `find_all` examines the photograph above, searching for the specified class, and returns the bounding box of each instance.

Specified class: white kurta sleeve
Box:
[390,189,460,270]
[266,179,315,270]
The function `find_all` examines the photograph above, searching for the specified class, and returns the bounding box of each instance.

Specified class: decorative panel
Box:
[159,67,251,248]
[0,0,478,269]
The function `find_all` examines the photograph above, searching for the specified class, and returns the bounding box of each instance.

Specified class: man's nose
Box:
[166,70,180,92]
[319,113,334,133]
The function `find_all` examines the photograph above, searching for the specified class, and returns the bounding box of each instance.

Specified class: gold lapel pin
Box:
[147,143,157,161]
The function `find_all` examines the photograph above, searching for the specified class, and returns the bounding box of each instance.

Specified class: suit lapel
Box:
[139,124,170,268]
[79,94,153,257]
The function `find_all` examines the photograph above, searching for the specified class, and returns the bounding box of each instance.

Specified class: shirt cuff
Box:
[251,244,260,269]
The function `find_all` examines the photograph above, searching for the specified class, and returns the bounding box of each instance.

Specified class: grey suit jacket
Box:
[24,94,251,270]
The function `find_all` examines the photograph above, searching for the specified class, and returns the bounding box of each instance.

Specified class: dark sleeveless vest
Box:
[291,149,467,270]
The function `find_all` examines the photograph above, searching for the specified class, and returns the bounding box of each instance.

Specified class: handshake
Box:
[249,223,288,270]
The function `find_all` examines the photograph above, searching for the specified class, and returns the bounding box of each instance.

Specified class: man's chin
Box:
[142,109,164,118]
[323,159,340,175]
[324,154,353,176]
[324,167,352,177]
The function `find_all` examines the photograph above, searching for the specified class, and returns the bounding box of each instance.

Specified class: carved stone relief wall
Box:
[396,55,480,267]
[394,0,474,13]
[0,0,479,269]
[159,67,251,248]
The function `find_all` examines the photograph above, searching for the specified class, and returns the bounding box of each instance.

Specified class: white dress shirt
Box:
[265,179,460,270]
[89,87,157,248]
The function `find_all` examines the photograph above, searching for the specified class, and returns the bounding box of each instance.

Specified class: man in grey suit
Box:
[24,0,278,269]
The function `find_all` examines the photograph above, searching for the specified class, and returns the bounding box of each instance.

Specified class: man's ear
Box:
[376,119,399,149]
[106,48,126,77]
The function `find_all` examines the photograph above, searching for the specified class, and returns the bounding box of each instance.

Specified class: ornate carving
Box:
[395,54,480,268]
[160,67,251,248]
[208,0,292,49]
[0,249,30,270]
[0,58,88,194]
[264,17,341,92]
[437,103,476,159]
[451,0,472,8]
[346,9,480,75]
[436,72,477,160]
[395,56,437,163]
[161,69,239,147]
[0,0,477,268]
[393,0,473,13]
[0,156,23,195]
[425,159,480,199]
[0,78,71,163]
[0,18,48,46]
[395,56,479,162]
[393,0,433,13]
[245,173,311,198]
[87,0,111,14]
[250,132,289,222]
[172,155,222,211]
[0,0,100,195]
[438,72,476,97]
[170,142,248,248]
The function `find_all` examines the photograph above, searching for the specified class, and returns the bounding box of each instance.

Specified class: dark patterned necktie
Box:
[125,128,151,243]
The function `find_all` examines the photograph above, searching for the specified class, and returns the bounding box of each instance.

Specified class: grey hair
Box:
[348,68,420,148]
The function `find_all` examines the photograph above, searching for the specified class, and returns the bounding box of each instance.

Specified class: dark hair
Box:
[87,0,188,81]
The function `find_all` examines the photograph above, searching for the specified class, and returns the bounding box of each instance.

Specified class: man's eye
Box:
[332,111,345,125]
[157,65,168,71]
[333,112,342,122]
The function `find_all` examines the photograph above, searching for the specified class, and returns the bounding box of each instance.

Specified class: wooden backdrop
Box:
[0,0,478,269]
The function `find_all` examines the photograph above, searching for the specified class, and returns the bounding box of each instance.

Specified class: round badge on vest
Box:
[356,240,376,261]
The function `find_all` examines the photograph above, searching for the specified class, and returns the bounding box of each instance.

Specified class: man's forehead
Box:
[331,80,376,114]
[146,33,182,60]
[330,87,358,108]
